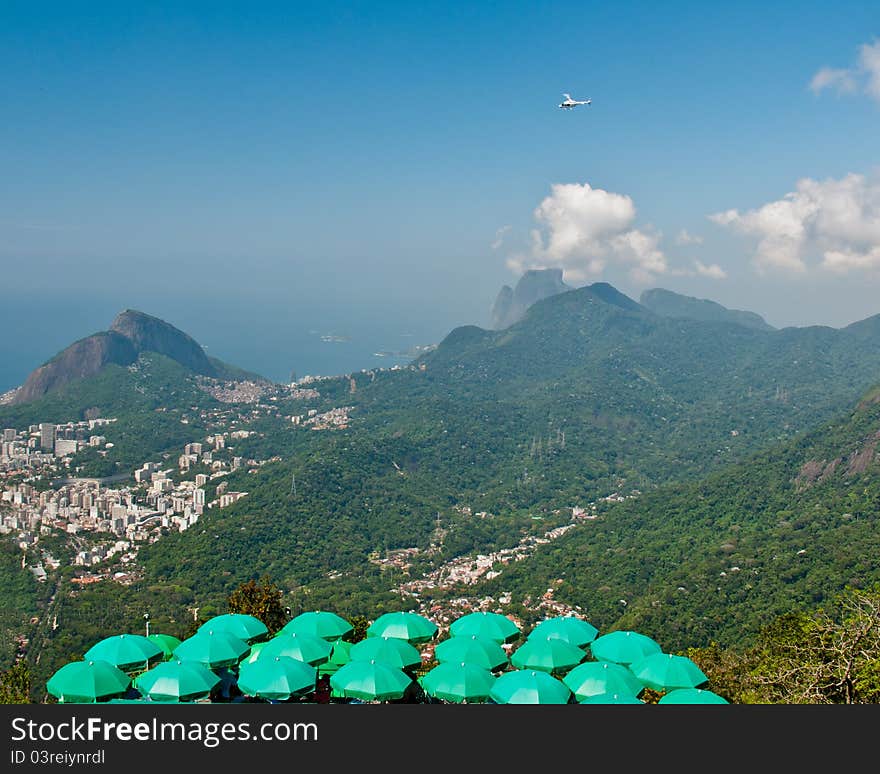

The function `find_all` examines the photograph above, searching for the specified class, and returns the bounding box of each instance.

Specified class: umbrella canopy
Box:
[243,640,269,665]
[148,634,183,661]
[528,616,599,648]
[629,652,709,693]
[83,634,164,673]
[658,688,729,705]
[510,636,585,675]
[419,662,497,704]
[237,656,317,701]
[173,629,250,669]
[317,639,353,678]
[588,630,662,666]
[47,660,131,703]
[198,613,268,645]
[434,635,509,672]
[134,659,220,703]
[579,691,645,705]
[563,660,644,701]
[260,631,333,666]
[489,670,571,705]
[329,659,413,701]
[349,636,422,671]
[367,611,438,644]
[281,611,353,642]
[449,611,520,644]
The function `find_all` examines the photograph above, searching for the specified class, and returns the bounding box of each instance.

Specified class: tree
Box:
[750,586,880,703]
[0,661,32,704]
[227,576,288,635]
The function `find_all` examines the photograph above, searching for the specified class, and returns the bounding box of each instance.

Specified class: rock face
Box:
[15,332,138,405]
[109,310,216,377]
[490,268,571,329]
[639,288,774,331]
[13,310,217,404]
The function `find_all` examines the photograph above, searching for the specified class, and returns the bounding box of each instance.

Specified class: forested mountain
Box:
[10,309,263,405]
[640,287,775,331]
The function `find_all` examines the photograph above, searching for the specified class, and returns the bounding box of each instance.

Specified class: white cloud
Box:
[693,260,727,279]
[491,225,511,250]
[709,172,880,274]
[514,181,668,284]
[809,40,880,102]
[809,67,858,95]
[675,229,703,245]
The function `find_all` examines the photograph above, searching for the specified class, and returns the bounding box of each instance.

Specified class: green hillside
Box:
[471,382,880,651]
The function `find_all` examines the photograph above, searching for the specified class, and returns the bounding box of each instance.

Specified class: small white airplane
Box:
[558,93,591,109]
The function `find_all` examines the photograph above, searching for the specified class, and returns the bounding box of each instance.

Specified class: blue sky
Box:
[2,1,879,384]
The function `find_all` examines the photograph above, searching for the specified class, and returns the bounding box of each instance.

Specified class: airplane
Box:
[558,93,591,109]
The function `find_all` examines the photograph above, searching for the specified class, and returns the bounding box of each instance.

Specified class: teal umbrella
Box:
[134,659,220,702]
[148,634,183,661]
[237,656,317,701]
[510,636,585,675]
[329,659,413,701]
[261,631,333,666]
[580,691,645,704]
[489,670,571,705]
[449,611,520,644]
[349,636,423,671]
[564,660,644,701]
[173,629,250,669]
[367,612,438,644]
[281,611,353,642]
[589,630,663,666]
[629,652,709,693]
[243,640,269,665]
[47,660,131,704]
[659,688,729,705]
[434,635,509,672]
[318,639,353,678]
[419,662,497,704]
[528,616,599,648]
[198,613,269,645]
[84,634,164,673]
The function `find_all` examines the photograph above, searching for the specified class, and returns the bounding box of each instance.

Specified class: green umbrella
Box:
[419,661,497,704]
[434,635,509,672]
[83,634,164,673]
[629,652,709,693]
[510,636,585,675]
[47,660,131,703]
[580,691,645,704]
[329,659,413,701]
[198,613,269,645]
[281,611,353,642]
[173,629,250,669]
[349,636,423,671]
[237,656,317,701]
[148,634,183,661]
[366,612,438,644]
[261,631,333,666]
[563,660,644,701]
[488,669,571,705]
[317,639,353,678]
[528,616,599,648]
[243,640,269,665]
[449,611,520,644]
[134,659,220,702]
[589,630,663,666]
[658,688,729,705]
